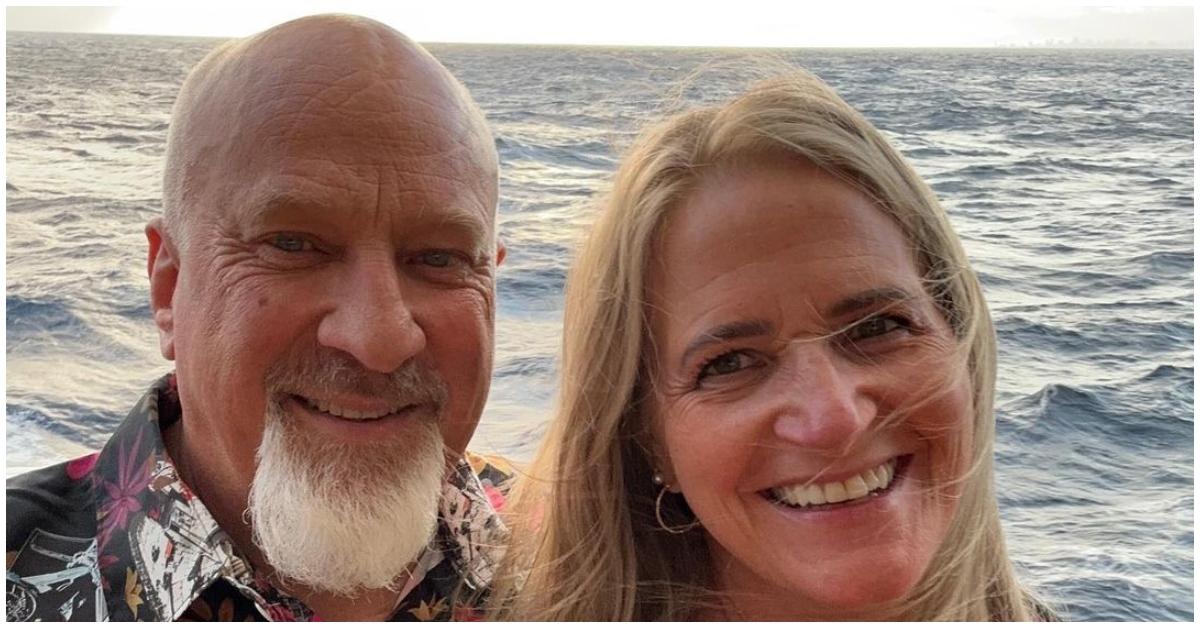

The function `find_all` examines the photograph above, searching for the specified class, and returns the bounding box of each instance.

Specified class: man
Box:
[7,14,511,621]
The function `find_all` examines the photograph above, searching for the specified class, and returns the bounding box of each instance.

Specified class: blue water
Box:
[5,32,1193,621]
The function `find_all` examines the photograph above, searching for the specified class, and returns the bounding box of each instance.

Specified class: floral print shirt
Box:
[6,373,513,621]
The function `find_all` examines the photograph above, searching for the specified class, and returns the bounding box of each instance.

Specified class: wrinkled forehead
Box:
[242,78,494,181]
[223,38,493,170]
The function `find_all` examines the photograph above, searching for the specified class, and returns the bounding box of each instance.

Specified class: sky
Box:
[4,2,1195,48]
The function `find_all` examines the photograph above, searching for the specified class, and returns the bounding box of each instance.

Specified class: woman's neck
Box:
[707,553,904,621]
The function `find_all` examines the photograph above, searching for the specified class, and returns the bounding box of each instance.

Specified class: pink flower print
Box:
[482,484,506,512]
[266,605,297,621]
[97,427,153,550]
[66,452,99,480]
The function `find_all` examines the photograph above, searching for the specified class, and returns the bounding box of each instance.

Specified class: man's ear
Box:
[495,238,507,267]
[146,217,180,361]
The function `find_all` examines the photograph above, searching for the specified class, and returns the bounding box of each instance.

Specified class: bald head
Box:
[162,14,497,249]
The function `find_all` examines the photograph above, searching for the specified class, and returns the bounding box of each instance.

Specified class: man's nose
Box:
[769,344,876,451]
[316,256,426,373]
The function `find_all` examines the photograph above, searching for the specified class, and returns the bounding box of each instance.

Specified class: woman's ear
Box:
[655,455,680,493]
[146,217,180,361]
[645,405,681,491]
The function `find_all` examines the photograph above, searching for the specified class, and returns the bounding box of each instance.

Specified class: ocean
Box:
[5,32,1193,621]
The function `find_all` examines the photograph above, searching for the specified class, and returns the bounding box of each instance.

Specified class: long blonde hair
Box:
[490,68,1043,621]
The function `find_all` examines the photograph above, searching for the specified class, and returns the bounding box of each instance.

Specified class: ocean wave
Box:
[494,355,556,378]
[6,294,93,340]
[1000,378,1192,449]
[496,135,616,169]
[498,267,568,314]
[1130,249,1193,272]
[996,316,1193,355]
[94,132,143,144]
[6,402,122,448]
[51,146,93,158]
[8,128,54,140]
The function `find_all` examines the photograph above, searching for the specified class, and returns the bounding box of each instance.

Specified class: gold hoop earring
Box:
[654,484,700,534]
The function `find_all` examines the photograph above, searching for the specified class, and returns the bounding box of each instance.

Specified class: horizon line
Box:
[6,29,1194,52]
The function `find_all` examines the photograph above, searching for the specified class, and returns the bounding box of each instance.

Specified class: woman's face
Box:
[646,157,972,620]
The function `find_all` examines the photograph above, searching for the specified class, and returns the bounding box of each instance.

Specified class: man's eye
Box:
[415,251,461,268]
[269,234,313,253]
[697,351,757,382]
[845,315,908,342]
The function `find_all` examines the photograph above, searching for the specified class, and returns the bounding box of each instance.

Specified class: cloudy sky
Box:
[5,3,1194,48]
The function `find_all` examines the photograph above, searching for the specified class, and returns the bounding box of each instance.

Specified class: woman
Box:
[490,69,1050,620]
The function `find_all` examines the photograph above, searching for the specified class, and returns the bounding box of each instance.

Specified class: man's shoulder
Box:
[7,454,99,552]
[6,455,104,621]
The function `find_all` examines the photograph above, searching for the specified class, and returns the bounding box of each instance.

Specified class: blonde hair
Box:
[490,68,1044,621]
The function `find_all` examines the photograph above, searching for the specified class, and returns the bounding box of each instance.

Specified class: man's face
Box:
[154,55,500,526]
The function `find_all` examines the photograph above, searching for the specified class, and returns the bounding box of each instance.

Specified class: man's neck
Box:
[285,583,406,621]
[162,418,263,568]
[159,420,267,571]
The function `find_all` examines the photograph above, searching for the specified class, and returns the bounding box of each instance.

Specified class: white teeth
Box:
[806,484,826,505]
[863,468,882,490]
[844,475,870,500]
[304,398,400,421]
[823,481,848,503]
[770,459,901,508]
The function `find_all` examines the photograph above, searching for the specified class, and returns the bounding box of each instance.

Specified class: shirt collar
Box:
[91,373,506,621]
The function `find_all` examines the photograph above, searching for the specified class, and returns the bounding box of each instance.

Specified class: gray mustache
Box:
[265,349,448,411]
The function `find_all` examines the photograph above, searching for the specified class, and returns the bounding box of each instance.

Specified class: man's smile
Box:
[294,394,413,421]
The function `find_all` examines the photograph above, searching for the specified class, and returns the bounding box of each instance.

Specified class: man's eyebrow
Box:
[242,189,334,225]
[426,207,490,249]
[680,319,774,370]
[826,287,916,318]
[242,189,492,252]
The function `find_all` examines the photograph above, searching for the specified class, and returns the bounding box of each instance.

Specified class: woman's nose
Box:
[769,344,876,451]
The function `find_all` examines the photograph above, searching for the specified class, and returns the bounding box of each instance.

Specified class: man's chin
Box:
[247,415,446,596]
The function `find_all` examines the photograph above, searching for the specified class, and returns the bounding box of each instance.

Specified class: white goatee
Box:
[247,397,446,596]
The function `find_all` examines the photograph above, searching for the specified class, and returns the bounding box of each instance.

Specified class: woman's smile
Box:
[763,455,908,510]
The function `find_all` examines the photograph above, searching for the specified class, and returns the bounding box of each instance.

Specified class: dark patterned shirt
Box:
[6,373,513,621]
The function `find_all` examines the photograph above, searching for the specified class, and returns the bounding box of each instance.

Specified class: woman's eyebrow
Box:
[826,287,916,318]
[675,289,915,369]
[680,319,774,369]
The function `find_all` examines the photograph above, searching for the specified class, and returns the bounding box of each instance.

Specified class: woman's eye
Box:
[697,351,757,382]
[845,315,908,341]
[269,234,313,253]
